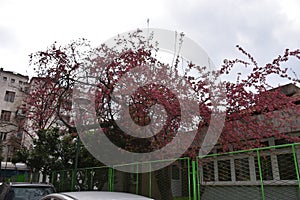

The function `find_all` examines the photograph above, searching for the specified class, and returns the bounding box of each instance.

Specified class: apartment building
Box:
[0,68,29,161]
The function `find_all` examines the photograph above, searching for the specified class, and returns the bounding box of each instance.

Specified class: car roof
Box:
[43,191,154,200]
[4,182,54,187]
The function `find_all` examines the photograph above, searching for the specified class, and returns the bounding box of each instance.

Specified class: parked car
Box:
[0,182,55,200]
[41,191,154,200]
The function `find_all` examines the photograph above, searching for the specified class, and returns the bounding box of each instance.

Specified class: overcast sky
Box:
[0,0,299,86]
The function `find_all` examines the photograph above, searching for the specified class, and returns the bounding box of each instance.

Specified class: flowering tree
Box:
[24,39,90,136]
[215,47,300,152]
[24,30,300,198]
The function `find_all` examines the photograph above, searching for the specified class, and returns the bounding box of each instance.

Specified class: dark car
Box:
[0,182,55,200]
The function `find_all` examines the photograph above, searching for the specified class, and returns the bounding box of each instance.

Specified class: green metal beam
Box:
[149,163,152,198]
[108,168,113,191]
[192,161,197,200]
[202,142,300,158]
[196,158,201,200]
[256,150,265,200]
[188,158,191,200]
[136,163,139,195]
[292,144,300,191]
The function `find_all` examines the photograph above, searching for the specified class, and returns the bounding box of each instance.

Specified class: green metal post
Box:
[256,150,265,200]
[71,135,80,192]
[149,163,152,198]
[51,171,55,185]
[136,163,139,195]
[192,161,197,200]
[112,168,115,191]
[90,170,94,190]
[108,168,113,191]
[84,169,88,188]
[196,158,201,200]
[60,171,64,192]
[292,145,300,191]
[187,158,191,200]
[71,170,75,192]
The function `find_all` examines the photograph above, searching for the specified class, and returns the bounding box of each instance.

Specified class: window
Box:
[16,109,25,117]
[255,155,273,180]
[218,160,231,181]
[11,78,15,83]
[11,186,55,200]
[3,76,7,81]
[275,139,290,146]
[171,164,180,180]
[1,110,11,121]
[19,80,23,85]
[24,87,29,93]
[203,161,215,181]
[277,153,297,180]
[16,132,23,138]
[235,158,250,181]
[4,91,16,102]
[260,140,269,147]
[0,132,7,141]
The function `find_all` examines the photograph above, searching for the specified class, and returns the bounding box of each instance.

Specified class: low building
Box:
[197,83,300,199]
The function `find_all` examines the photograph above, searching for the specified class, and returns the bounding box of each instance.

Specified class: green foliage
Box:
[12,147,29,164]
[12,128,103,177]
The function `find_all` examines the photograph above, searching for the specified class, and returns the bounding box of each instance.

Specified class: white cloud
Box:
[0,0,299,82]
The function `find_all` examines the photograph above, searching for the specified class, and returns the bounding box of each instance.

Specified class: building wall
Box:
[201,185,300,200]
[198,137,300,199]
[0,68,29,161]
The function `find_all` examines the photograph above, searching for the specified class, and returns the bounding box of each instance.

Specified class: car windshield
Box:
[11,186,54,200]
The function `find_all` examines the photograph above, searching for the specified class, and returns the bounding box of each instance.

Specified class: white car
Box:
[41,191,154,200]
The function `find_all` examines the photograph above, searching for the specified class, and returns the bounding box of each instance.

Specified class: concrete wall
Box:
[201,185,300,200]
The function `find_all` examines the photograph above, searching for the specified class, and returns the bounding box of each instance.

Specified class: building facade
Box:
[190,84,300,199]
[0,68,30,161]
